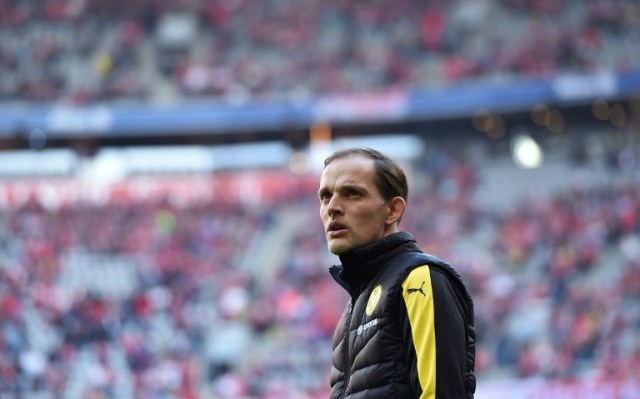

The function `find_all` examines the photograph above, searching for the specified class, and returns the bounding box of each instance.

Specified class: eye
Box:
[319,191,331,202]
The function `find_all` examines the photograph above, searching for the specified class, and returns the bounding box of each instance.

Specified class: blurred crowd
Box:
[1,0,640,103]
[0,200,275,398]
[0,133,638,398]
[1,1,639,398]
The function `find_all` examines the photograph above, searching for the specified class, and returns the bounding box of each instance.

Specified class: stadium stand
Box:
[0,0,639,103]
[0,1,639,398]
[0,126,638,398]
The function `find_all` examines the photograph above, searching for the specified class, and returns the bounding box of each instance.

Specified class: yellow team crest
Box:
[365,285,383,315]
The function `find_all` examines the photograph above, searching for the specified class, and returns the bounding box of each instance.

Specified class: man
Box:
[318,148,476,399]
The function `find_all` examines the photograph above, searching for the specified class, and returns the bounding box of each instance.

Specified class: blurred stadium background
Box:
[0,0,639,398]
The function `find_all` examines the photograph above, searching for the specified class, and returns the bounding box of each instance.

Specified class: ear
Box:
[385,196,406,227]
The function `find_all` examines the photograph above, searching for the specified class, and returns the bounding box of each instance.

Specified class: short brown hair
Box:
[324,147,408,202]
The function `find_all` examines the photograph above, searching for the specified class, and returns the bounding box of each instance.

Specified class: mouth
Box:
[327,221,348,237]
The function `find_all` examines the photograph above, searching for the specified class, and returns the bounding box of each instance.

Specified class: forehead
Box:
[320,155,376,187]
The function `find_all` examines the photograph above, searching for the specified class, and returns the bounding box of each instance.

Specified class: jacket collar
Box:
[331,232,422,294]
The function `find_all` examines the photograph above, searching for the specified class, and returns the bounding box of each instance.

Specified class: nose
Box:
[326,195,343,218]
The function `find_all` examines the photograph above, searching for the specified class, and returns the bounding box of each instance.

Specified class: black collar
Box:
[333,232,422,294]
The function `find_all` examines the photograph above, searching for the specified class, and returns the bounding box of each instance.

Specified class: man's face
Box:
[318,155,391,255]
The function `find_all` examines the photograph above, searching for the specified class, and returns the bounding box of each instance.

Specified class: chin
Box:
[328,242,352,256]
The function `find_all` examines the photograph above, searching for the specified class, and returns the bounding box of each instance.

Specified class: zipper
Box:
[340,301,353,399]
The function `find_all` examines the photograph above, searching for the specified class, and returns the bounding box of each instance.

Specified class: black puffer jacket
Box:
[328,232,475,399]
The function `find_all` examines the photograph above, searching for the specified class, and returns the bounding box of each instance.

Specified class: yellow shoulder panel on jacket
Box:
[401,265,436,399]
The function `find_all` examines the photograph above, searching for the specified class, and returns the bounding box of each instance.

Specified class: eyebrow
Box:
[318,183,366,196]
[342,184,366,195]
